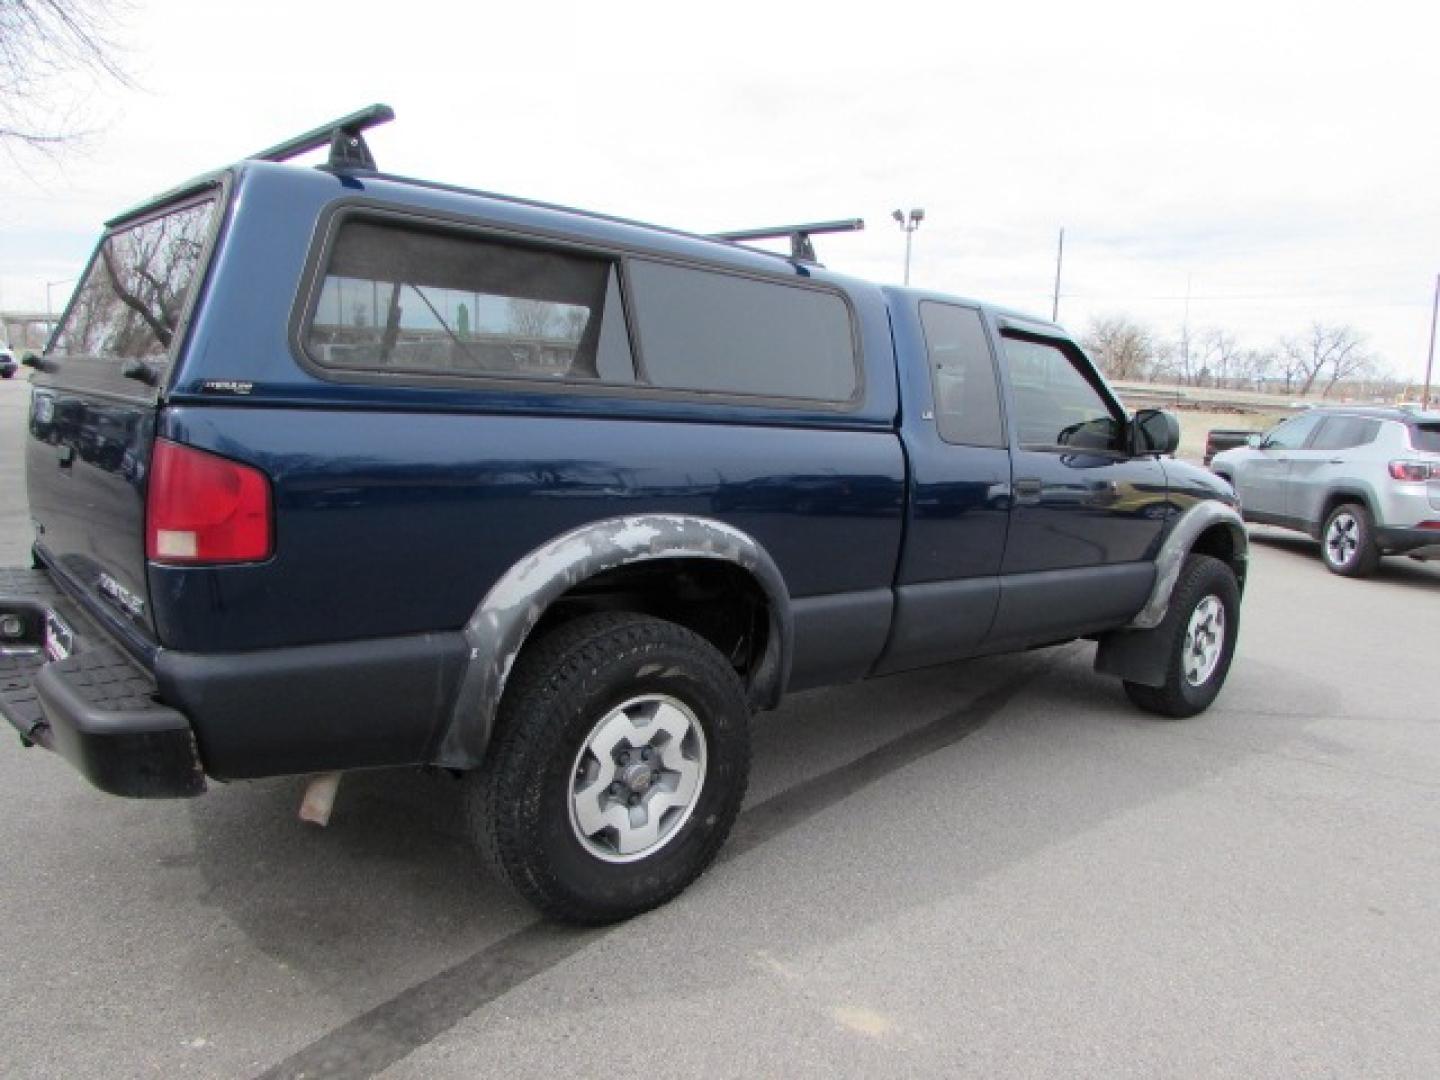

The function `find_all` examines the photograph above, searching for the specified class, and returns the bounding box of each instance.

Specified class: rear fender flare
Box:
[435,515,792,769]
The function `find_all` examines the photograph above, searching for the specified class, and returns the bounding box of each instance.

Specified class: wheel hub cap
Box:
[1326,515,1358,565]
[568,694,707,864]
[1183,595,1226,687]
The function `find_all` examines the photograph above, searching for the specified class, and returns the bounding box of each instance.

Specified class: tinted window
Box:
[920,303,1004,447]
[52,198,216,365]
[306,219,634,383]
[1311,417,1380,451]
[1002,336,1120,450]
[1264,413,1321,449]
[628,261,857,402]
[1410,423,1440,453]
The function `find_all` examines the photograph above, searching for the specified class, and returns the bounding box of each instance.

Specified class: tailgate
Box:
[26,192,221,645]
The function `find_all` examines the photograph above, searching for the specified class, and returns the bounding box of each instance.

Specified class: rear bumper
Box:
[2,566,472,792]
[0,569,205,797]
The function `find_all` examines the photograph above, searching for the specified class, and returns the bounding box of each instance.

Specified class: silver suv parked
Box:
[1210,407,1440,576]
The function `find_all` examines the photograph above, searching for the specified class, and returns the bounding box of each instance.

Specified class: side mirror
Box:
[1130,408,1180,457]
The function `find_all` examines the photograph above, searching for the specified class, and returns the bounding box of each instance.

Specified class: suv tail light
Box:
[146,439,273,564]
[1388,460,1437,482]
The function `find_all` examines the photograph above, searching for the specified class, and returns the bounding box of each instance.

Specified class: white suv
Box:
[1211,407,1440,576]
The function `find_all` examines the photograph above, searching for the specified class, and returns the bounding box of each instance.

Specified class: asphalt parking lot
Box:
[1,373,1437,1079]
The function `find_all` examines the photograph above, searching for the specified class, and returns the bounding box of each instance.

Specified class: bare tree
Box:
[1236,347,1277,388]
[1280,322,1371,397]
[0,0,131,153]
[1081,315,1154,381]
[507,299,555,339]
[1195,328,1243,389]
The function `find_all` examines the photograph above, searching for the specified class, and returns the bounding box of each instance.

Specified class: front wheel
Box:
[1124,554,1240,718]
[466,612,751,925]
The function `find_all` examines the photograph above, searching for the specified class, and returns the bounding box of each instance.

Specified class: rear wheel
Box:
[1321,502,1380,577]
[1124,554,1240,718]
[466,612,750,925]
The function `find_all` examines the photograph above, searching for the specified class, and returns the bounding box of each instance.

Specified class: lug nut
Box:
[628,794,640,807]
[609,782,623,796]
[640,747,651,761]
[619,752,631,767]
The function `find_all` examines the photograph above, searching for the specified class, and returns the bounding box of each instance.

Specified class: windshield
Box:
[50,196,217,364]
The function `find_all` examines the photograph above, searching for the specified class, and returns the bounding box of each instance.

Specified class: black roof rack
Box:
[713,218,864,264]
[248,104,395,171]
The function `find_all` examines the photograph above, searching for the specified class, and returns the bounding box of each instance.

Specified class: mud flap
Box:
[1094,627,1168,688]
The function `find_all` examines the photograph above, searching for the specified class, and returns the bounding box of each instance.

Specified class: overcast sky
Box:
[2,0,1437,383]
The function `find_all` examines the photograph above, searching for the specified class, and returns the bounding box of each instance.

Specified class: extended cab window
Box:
[1002,336,1120,451]
[628,261,858,402]
[920,302,1004,447]
[306,219,635,383]
[50,197,217,366]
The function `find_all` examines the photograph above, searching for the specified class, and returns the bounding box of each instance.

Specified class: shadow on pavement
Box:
[176,644,1330,1080]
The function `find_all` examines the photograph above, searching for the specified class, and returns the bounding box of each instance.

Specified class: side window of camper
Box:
[627,260,859,403]
[305,217,636,384]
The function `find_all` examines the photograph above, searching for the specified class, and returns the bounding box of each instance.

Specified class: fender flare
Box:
[435,514,793,769]
[1128,500,1248,630]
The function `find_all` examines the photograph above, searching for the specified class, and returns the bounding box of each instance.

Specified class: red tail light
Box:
[1388,460,1437,482]
[146,439,273,564]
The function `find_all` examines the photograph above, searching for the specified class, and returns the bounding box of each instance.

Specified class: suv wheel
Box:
[1321,502,1380,577]
[466,612,750,924]
[1124,554,1240,718]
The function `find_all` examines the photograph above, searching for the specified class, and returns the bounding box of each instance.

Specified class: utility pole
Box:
[1424,273,1438,411]
[1051,227,1065,321]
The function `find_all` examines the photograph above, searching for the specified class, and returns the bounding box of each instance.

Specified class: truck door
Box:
[989,323,1168,646]
[873,299,1010,675]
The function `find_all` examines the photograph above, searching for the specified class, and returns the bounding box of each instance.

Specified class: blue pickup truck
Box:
[0,108,1246,923]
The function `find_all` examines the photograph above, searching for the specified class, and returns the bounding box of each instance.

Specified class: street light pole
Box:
[46,278,74,319]
[892,208,925,286]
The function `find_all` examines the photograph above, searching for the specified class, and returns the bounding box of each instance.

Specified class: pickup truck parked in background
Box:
[1204,426,1261,465]
[0,107,1248,923]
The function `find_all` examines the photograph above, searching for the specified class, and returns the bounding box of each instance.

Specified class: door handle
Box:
[1014,478,1042,497]
[1328,458,1345,465]
[58,445,75,469]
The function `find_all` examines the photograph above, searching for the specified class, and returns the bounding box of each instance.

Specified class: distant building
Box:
[1,311,59,352]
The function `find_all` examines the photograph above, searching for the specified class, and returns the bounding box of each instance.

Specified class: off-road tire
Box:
[1320,502,1381,578]
[1124,554,1240,718]
[466,612,750,925]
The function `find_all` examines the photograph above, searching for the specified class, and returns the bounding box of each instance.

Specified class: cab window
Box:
[1002,336,1121,451]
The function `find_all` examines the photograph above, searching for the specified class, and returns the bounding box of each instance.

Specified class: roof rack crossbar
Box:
[713,218,864,263]
[248,104,396,171]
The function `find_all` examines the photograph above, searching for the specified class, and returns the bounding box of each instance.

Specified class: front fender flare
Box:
[435,515,793,769]
[1129,500,1248,630]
